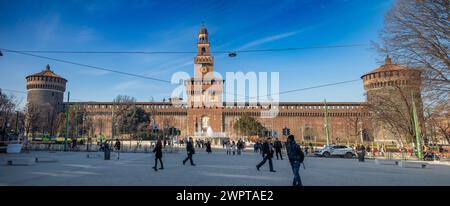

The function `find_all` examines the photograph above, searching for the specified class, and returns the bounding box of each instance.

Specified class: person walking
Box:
[226,140,231,155]
[273,138,283,160]
[114,139,121,151]
[358,145,366,162]
[286,135,304,186]
[152,138,164,171]
[182,137,196,166]
[237,140,243,155]
[259,140,264,156]
[256,137,276,172]
[114,138,121,159]
[206,140,212,154]
[231,141,236,155]
[309,142,314,153]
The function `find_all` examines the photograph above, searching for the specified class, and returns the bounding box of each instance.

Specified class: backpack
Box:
[288,143,304,163]
[298,146,305,163]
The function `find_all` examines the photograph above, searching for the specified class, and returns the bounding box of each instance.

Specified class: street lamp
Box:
[228,52,237,57]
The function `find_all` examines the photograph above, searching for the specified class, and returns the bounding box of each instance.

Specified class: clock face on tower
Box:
[201,66,208,74]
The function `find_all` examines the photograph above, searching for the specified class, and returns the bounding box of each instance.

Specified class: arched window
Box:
[201,47,206,55]
[362,129,372,141]
[304,125,314,141]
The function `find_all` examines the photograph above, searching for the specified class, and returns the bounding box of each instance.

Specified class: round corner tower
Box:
[361,55,422,103]
[26,64,67,113]
[361,55,423,142]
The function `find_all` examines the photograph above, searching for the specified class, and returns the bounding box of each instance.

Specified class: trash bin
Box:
[104,148,110,160]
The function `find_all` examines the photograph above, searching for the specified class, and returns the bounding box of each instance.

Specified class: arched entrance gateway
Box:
[201,116,210,132]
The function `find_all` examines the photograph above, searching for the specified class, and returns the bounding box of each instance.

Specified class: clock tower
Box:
[194,23,214,79]
[185,23,224,136]
[185,23,223,108]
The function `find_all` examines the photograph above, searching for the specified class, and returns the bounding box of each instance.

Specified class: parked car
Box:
[314,145,355,158]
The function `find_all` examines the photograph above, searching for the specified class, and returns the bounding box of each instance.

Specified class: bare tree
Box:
[367,85,421,146]
[0,92,18,141]
[426,100,450,144]
[113,95,136,139]
[380,0,450,103]
[23,103,41,140]
[344,113,372,144]
[53,112,66,137]
[97,118,105,136]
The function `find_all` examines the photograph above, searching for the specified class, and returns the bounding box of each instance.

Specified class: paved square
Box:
[1,149,450,186]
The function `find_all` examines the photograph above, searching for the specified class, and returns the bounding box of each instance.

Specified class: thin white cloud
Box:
[74,27,97,43]
[33,14,61,44]
[82,0,120,13]
[236,24,324,51]
[76,69,110,76]
[238,31,300,50]
[140,57,193,77]
[113,80,140,92]
[112,80,173,94]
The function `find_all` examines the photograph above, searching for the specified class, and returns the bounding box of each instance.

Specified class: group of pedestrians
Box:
[255,135,304,186]
[150,135,306,186]
[195,139,208,148]
[224,139,245,155]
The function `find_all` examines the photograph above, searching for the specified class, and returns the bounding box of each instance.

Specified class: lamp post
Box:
[15,110,19,135]
[324,99,330,146]
[82,112,86,151]
[64,92,70,152]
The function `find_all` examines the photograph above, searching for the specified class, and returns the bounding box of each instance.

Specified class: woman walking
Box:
[206,140,212,154]
[226,140,231,155]
[152,138,164,171]
[231,141,236,155]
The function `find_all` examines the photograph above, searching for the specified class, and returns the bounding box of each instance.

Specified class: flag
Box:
[324,99,330,146]
[412,92,423,159]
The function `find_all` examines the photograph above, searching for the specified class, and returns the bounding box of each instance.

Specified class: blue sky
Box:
[0,0,394,106]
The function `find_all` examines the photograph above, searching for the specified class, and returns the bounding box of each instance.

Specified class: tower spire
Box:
[385,54,392,64]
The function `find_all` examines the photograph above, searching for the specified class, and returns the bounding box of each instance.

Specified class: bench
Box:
[398,161,428,168]
[374,159,399,165]
[86,153,102,158]
[35,157,58,163]
[6,158,35,166]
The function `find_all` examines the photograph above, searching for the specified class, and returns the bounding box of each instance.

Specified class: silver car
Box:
[314,145,355,158]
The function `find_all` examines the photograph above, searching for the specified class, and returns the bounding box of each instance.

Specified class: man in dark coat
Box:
[183,137,196,166]
[286,135,304,186]
[114,139,121,151]
[358,145,366,162]
[206,141,212,154]
[273,138,283,160]
[256,137,276,172]
[152,138,164,171]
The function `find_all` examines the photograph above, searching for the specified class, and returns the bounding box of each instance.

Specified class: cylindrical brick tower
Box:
[361,55,423,143]
[361,55,422,102]
[26,64,67,113]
